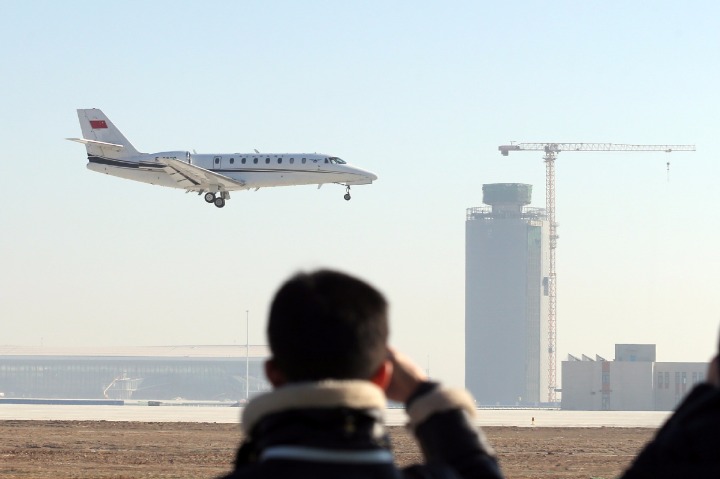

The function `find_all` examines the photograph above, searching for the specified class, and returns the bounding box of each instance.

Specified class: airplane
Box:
[67,109,377,208]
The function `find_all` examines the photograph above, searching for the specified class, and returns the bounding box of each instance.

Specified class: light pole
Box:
[245,310,250,401]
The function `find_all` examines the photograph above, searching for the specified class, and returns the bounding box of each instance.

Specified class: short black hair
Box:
[268,270,389,382]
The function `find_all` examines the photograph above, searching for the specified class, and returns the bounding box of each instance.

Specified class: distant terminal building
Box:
[0,345,270,401]
[561,344,707,411]
[465,183,550,405]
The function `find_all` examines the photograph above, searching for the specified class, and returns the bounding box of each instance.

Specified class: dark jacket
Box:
[219,380,503,479]
[621,383,720,478]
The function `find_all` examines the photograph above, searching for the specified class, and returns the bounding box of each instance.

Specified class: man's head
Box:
[266,269,389,384]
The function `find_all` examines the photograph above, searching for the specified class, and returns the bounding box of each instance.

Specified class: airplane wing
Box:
[162,158,246,191]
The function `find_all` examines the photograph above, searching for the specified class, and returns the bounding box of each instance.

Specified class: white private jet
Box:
[67,109,377,208]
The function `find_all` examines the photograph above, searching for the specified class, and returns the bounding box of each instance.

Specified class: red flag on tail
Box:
[90,120,108,129]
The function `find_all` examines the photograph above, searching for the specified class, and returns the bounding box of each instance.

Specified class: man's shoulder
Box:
[403,463,463,479]
[218,462,463,479]
[218,461,403,479]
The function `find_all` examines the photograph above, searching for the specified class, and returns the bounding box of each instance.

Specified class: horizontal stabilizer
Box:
[66,138,124,150]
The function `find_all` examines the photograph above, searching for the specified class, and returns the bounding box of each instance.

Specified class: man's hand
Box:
[384,347,428,404]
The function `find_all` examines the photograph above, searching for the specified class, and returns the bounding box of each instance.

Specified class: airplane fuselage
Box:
[87,151,375,190]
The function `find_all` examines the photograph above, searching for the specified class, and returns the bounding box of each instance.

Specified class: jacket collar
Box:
[242,380,386,434]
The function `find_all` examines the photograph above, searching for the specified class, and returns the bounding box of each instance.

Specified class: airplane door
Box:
[213,156,222,170]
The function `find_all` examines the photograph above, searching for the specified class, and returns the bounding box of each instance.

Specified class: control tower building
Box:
[465,183,550,405]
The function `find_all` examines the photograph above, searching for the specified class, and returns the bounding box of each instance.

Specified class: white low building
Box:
[561,344,707,411]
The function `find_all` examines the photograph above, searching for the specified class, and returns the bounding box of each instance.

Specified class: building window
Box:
[664,372,669,389]
[657,372,663,388]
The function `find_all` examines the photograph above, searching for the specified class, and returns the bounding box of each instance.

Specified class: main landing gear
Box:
[203,191,228,208]
[344,186,351,201]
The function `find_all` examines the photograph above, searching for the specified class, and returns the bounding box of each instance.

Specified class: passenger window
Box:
[230,158,235,164]
[214,157,220,164]
[278,158,282,164]
[242,158,246,164]
[253,158,258,164]
[265,158,270,164]
[302,158,306,164]
[290,158,294,164]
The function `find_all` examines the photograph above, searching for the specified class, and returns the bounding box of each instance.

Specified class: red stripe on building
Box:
[90,120,108,129]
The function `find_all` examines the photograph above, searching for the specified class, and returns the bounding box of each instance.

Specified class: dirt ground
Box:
[0,420,656,479]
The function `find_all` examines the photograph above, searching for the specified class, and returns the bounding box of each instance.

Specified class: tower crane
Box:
[498,142,696,403]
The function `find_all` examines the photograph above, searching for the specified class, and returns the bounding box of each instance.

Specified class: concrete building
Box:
[0,345,270,401]
[465,183,550,405]
[562,344,707,411]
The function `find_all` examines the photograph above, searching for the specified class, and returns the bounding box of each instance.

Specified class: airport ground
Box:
[0,420,656,479]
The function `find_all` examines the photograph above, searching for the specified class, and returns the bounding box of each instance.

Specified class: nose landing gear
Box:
[344,186,351,201]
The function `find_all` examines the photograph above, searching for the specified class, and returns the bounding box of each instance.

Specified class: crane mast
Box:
[498,142,695,403]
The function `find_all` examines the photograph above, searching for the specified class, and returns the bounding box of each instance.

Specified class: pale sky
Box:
[1,1,719,389]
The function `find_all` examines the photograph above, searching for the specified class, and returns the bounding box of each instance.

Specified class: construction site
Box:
[465,143,696,407]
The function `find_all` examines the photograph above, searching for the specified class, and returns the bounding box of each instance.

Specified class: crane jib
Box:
[499,143,696,155]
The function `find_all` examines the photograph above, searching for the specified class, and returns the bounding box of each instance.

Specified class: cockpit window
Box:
[329,157,346,164]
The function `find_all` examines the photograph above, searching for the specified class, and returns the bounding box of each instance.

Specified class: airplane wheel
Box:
[344,193,351,201]
[204,192,216,203]
[214,197,226,208]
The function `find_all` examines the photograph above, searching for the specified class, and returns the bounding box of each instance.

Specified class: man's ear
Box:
[370,359,393,390]
[265,358,287,387]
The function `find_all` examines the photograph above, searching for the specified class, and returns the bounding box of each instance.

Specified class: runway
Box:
[0,404,671,427]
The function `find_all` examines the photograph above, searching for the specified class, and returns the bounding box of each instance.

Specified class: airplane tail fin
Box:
[68,109,141,159]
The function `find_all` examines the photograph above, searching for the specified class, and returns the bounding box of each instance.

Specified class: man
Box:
[220,269,504,479]
[620,346,720,478]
